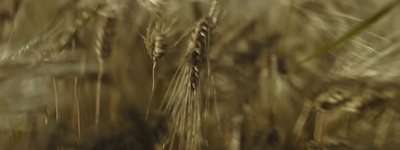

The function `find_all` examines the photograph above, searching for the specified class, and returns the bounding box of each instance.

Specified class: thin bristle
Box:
[162,10,216,149]
[164,63,204,149]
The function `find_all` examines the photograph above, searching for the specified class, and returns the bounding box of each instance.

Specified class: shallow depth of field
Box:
[1,0,400,149]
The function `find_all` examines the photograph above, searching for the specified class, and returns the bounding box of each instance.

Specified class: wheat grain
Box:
[141,10,175,120]
[161,1,220,149]
[93,11,117,130]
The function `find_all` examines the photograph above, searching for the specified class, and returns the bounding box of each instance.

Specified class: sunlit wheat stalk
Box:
[144,19,173,120]
[93,2,119,129]
[162,1,219,149]
[69,5,95,139]
[94,16,106,131]
[137,0,175,120]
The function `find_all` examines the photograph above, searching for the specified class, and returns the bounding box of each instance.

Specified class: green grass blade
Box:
[301,0,400,63]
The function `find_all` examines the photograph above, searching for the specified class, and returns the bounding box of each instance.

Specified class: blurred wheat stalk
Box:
[1,0,400,149]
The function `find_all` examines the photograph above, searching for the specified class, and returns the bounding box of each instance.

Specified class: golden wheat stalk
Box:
[138,0,176,120]
[161,1,220,149]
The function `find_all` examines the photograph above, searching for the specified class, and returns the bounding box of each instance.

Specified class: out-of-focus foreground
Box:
[1,0,400,149]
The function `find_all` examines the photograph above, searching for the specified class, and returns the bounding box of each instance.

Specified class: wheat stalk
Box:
[161,1,220,148]
[138,0,176,120]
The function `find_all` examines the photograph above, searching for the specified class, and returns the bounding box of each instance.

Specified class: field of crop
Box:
[1,0,400,149]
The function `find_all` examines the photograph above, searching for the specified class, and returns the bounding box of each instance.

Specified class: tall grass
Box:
[1,0,400,149]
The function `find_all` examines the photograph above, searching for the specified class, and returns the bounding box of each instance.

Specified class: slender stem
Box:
[74,77,82,141]
[146,62,157,120]
[53,78,59,122]
[314,112,324,142]
[94,17,106,131]
[95,65,103,130]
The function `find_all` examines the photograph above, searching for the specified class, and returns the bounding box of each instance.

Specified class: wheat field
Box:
[1,0,400,149]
